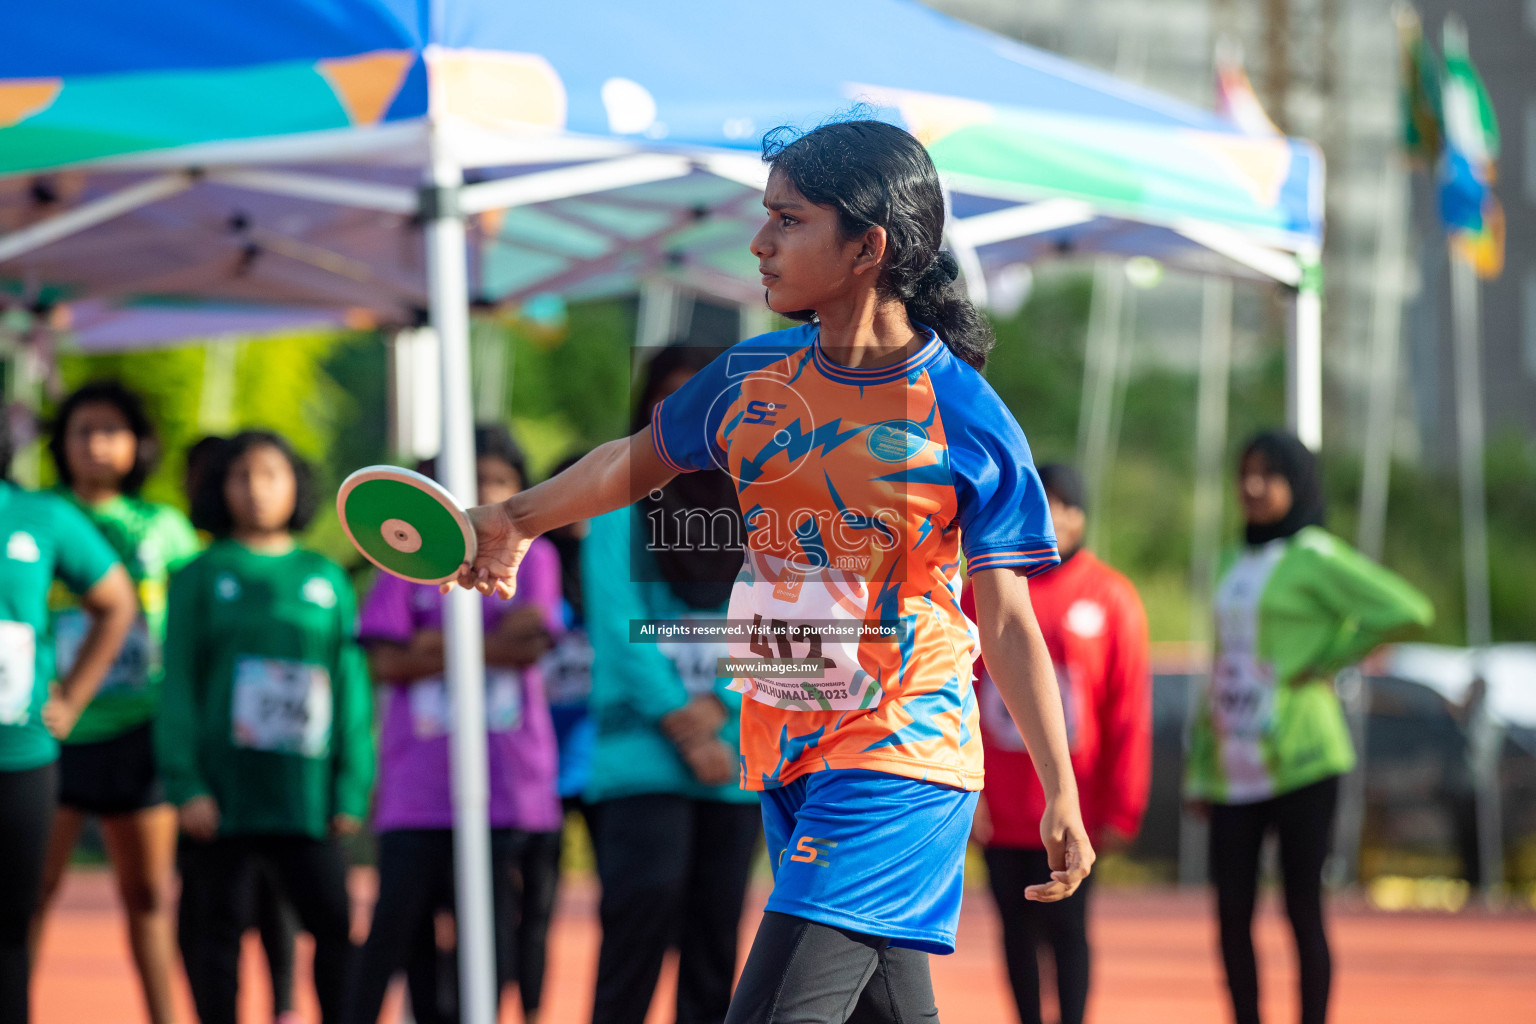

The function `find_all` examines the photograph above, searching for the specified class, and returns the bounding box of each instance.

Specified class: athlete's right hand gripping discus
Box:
[336,466,476,586]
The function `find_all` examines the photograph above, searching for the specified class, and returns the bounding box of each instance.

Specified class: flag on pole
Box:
[1438,16,1503,279]
[1396,6,1442,165]
[1440,20,1499,168]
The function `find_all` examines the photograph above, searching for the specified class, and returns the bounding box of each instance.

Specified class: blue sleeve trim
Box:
[965,537,1061,577]
[928,358,1056,564]
[649,397,692,473]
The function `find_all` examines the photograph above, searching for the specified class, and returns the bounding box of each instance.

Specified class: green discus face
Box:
[337,467,475,585]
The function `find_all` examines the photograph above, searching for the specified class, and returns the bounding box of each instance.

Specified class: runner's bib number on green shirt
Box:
[54,609,154,696]
[231,656,333,757]
[1211,541,1285,740]
[0,621,37,725]
[1209,540,1286,798]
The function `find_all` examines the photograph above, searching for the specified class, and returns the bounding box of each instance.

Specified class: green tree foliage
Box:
[50,329,385,567]
[495,299,636,478]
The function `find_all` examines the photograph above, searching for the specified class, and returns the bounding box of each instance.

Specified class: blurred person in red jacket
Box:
[963,464,1151,1024]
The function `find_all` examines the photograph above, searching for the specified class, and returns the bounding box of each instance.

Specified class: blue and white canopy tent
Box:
[2,0,1324,407]
[1,2,1325,1013]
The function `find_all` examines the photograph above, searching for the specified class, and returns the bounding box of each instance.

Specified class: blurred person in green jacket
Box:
[157,430,374,1024]
[583,344,761,1024]
[1185,431,1433,1024]
[0,410,138,1023]
[34,381,200,1024]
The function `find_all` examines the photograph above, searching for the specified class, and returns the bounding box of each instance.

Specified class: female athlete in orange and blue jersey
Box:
[449,119,1094,1023]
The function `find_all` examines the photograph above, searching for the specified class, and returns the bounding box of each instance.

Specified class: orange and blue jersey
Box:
[651,323,1058,793]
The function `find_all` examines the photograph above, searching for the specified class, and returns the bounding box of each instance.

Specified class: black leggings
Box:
[0,763,56,1024]
[176,840,298,1015]
[507,829,560,1015]
[983,847,1093,1024]
[253,864,299,1015]
[1209,776,1339,1024]
[347,828,519,1024]
[591,795,761,1024]
[179,834,354,1024]
[726,911,939,1024]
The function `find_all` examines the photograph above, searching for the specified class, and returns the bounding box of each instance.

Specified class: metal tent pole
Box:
[1077,259,1125,554]
[423,136,499,1024]
[1286,254,1324,450]
[1179,275,1233,885]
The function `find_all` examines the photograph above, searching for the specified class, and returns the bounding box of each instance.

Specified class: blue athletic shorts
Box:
[760,769,978,954]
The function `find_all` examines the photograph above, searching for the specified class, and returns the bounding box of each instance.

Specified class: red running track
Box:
[33,869,1535,1023]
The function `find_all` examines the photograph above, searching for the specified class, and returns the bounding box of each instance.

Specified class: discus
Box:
[337,466,476,585]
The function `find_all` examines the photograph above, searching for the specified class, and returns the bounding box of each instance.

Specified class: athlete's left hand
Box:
[679,737,736,787]
[41,688,83,740]
[661,696,728,749]
[331,814,362,838]
[1028,798,1095,902]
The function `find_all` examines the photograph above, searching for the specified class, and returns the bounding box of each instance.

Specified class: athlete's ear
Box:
[852,225,888,277]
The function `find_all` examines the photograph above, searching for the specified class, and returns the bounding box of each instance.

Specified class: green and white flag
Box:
[1438,16,1503,278]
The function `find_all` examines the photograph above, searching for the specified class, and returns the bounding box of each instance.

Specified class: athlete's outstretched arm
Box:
[445,425,677,598]
[969,566,1096,901]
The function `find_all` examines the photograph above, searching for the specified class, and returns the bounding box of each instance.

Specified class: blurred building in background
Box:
[924,0,1536,461]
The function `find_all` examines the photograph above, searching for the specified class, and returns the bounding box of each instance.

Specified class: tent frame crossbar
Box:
[0,156,704,267]
[0,173,196,262]
[206,168,417,214]
[948,198,1099,250]
[458,154,694,214]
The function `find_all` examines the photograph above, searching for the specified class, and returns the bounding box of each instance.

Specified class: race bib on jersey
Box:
[978,669,1025,751]
[408,670,523,739]
[538,630,593,707]
[0,621,37,725]
[231,657,332,756]
[725,550,880,711]
[658,638,728,697]
[1210,652,1277,738]
[978,661,1077,752]
[55,609,155,696]
[1210,541,1285,740]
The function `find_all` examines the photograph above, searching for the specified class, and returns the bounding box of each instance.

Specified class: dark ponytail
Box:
[762,119,995,369]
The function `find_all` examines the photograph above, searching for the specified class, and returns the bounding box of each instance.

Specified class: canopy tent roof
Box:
[1,0,1323,328]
